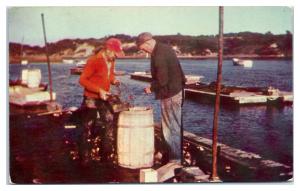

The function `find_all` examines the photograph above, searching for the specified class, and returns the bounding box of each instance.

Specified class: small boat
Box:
[9,69,56,108]
[232,58,253,68]
[70,59,86,75]
[70,65,84,75]
[21,59,28,65]
[70,66,84,75]
[62,59,74,64]
[74,59,86,66]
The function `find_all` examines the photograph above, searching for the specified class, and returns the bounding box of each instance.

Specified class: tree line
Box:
[9,31,293,58]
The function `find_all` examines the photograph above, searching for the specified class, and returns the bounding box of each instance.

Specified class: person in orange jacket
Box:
[78,38,124,165]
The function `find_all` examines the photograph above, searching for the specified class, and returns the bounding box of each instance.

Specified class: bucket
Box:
[21,69,28,84]
[27,69,42,88]
[117,107,154,169]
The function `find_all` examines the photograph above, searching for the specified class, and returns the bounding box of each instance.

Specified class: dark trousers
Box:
[79,97,116,164]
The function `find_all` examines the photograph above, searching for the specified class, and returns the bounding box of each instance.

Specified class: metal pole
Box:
[41,13,53,101]
[211,6,224,181]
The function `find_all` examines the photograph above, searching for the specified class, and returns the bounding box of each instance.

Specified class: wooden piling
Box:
[211,6,224,181]
[41,13,53,101]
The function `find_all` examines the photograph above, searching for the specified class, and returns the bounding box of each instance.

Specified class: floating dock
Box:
[130,73,293,106]
[130,72,204,85]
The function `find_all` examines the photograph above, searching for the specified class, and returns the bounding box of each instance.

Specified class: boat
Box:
[70,59,86,75]
[70,66,84,75]
[62,58,74,64]
[9,69,56,108]
[232,58,253,68]
[21,59,28,65]
[74,59,86,66]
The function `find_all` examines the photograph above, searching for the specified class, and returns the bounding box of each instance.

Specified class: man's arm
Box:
[79,58,100,93]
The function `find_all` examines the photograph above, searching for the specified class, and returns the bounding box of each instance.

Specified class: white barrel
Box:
[117,107,154,169]
[21,69,28,84]
[27,69,42,88]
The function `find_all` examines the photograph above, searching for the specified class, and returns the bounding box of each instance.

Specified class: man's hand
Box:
[112,79,120,86]
[99,89,111,100]
[144,86,152,94]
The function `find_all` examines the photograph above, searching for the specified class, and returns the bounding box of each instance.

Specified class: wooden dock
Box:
[181,129,292,181]
[9,106,292,183]
[130,72,204,84]
[130,73,293,106]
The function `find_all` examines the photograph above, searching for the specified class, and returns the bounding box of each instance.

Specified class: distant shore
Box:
[9,54,292,64]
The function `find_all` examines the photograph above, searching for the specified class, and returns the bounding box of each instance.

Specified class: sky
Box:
[7,6,293,46]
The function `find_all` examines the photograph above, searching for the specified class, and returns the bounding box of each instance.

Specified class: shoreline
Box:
[9,54,292,64]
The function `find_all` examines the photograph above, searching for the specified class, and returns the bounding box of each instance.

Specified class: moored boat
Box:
[70,66,84,75]
[70,59,86,75]
[62,58,74,64]
[21,59,28,65]
[9,69,56,108]
[232,58,253,68]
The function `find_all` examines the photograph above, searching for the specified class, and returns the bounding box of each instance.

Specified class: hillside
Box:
[9,32,293,63]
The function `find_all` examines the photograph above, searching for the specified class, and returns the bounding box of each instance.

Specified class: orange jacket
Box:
[79,53,115,99]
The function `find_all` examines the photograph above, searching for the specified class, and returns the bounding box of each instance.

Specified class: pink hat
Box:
[105,38,124,57]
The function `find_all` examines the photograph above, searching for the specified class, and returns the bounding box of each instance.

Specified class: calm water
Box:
[9,59,293,166]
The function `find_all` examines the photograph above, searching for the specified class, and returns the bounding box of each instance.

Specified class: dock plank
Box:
[156,162,182,182]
